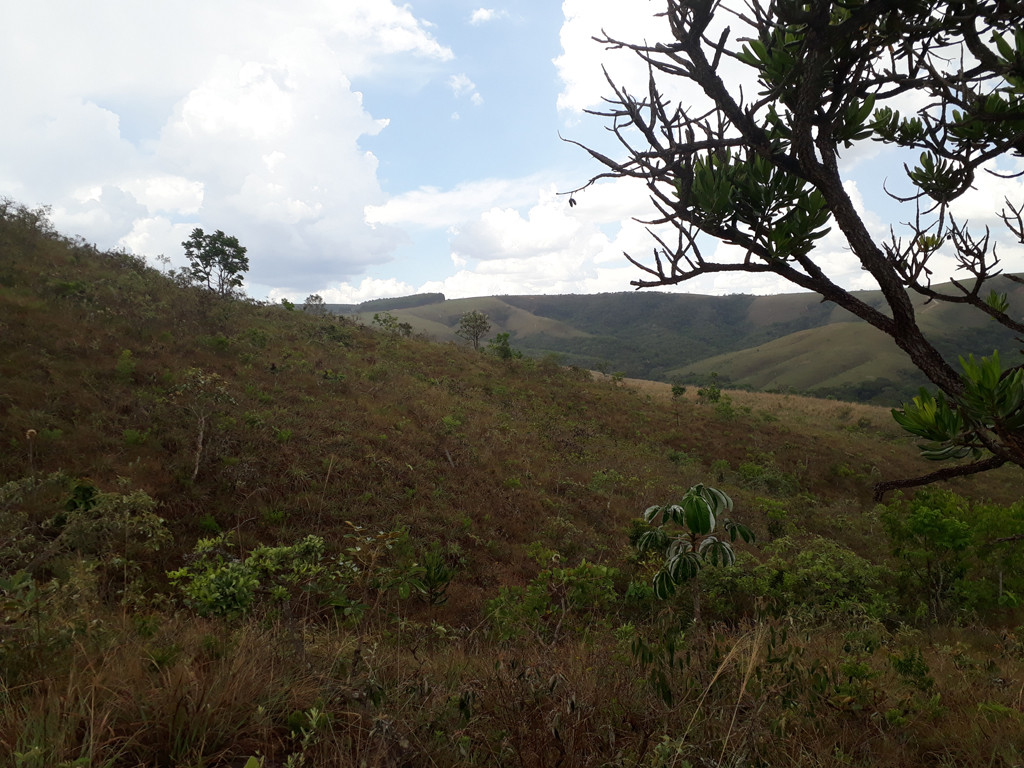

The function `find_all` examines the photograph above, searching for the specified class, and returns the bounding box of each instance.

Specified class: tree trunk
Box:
[691,578,702,625]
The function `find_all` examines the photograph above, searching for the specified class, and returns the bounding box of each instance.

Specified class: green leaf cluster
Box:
[371,311,413,338]
[0,473,169,580]
[685,151,830,260]
[906,152,971,204]
[168,528,427,620]
[882,490,1024,619]
[893,351,1024,461]
[637,484,754,600]
[168,533,333,619]
[737,26,805,104]
[486,332,522,360]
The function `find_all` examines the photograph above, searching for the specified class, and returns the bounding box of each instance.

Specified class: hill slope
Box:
[2,200,1024,768]
[337,280,1023,403]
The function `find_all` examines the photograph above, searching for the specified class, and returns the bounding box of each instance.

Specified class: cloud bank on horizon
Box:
[2,1,1021,304]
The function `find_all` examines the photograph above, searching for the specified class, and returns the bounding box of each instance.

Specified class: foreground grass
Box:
[8,607,1024,767]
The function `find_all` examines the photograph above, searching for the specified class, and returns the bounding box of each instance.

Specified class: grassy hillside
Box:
[335,281,1023,403]
[2,201,1024,767]
[670,321,929,399]
[670,282,1024,402]
[353,295,592,343]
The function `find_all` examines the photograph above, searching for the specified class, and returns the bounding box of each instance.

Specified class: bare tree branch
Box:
[873,456,1008,502]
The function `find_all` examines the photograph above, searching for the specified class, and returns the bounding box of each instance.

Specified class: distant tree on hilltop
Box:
[303,294,329,317]
[457,310,492,350]
[182,228,249,298]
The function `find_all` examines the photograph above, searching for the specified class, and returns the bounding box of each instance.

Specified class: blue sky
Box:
[2,1,1021,303]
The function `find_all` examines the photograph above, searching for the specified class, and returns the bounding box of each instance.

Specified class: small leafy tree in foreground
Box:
[631,484,754,705]
[573,0,1024,495]
[181,228,249,297]
[636,484,754,624]
[456,310,491,350]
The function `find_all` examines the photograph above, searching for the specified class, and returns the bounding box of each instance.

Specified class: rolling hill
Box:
[330,277,1024,403]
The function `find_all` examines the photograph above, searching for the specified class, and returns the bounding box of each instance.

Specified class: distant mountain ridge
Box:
[323,292,445,315]
[326,278,1024,404]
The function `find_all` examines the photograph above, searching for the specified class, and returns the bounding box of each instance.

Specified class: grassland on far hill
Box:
[337,276,1024,405]
[2,200,1024,767]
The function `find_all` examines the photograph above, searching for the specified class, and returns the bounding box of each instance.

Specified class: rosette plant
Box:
[636,484,754,622]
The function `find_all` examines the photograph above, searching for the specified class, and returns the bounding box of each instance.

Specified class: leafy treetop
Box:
[456,310,492,350]
[182,228,249,297]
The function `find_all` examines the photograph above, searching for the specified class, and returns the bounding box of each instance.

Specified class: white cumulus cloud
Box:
[275,277,419,305]
[470,8,509,25]
[0,0,450,296]
[448,73,483,105]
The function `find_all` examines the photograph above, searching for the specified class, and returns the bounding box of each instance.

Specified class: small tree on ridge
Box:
[182,228,249,297]
[456,310,492,350]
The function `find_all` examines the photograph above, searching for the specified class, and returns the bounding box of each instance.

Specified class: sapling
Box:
[636,484,754,624]
[671,383,686,426]
[24,429,36,473]
[168,368,234,482]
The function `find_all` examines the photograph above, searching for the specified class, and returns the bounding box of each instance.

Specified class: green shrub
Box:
[883,490,1024,620]
[372,311,412,338]
[696,372,721,404]
[0,474,169,609]
[735,455,798,494]
[710,459,730,482]
[588,468,636,494]
[714,393,736,420]
[761,498,793,538]
[699,535,897,625]
[421,544,460,606]
[486,332,522,360]
[667,449,693,466]
[169,533,356,620]
[245,327,269,348]
[115,349,136,381]
[199,334,231,352]
[310,322,352,345]
[487,560,619,642]
[197,514,221,534]
[756,536,896,622]
[122,428,150,446]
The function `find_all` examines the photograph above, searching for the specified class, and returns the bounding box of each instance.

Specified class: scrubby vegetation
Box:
[2,200,1024,766]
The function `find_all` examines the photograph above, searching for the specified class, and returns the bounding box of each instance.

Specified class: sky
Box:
[2,0,1022,304]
